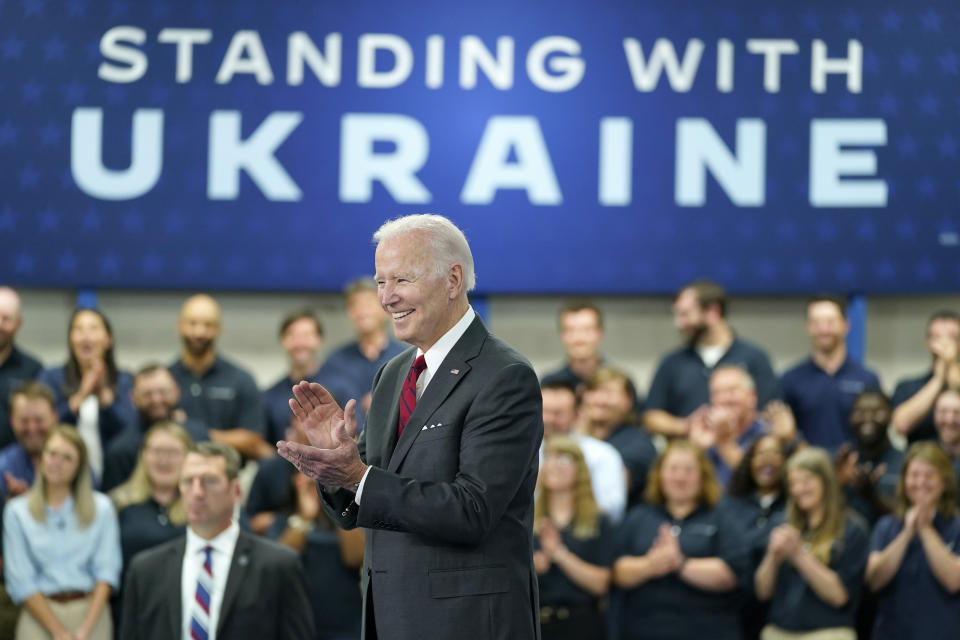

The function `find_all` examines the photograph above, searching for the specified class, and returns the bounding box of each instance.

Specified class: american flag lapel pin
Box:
[450,368,460,375]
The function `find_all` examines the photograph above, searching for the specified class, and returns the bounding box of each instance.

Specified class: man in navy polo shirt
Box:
[0,287,43,450]
[781,295,881,450]
[169,294,270,460]
[315,278,405,416]
[891,310,960,444]
[643,280,778,438]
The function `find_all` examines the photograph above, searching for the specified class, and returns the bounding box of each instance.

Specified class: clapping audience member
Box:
[3,426,121,640]
[891,311,960,443]
[38,309,135,485]
[0,287,43,450]
[101,365,208,492]
[0,383,57,502]
[688,366,770,488]
[581,368,656,506]
[169,294,271,460]
[612,440,744,640]
[534,436,614,640]
[866,442,960,640]
[541,381,627,523]
[644,280,778,438]
[720,435,791,640]
[835,390,902,526]
[780,296,881,450]
[754,447,869,640]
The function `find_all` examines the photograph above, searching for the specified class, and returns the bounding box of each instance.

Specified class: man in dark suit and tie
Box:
[278,214,543,640]
[120,442,315,640]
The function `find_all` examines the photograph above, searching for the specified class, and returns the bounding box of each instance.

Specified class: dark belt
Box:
[48,591,88,603]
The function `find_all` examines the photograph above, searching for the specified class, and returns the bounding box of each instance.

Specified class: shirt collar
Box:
[186,519,240,558]
[418,306,476,375]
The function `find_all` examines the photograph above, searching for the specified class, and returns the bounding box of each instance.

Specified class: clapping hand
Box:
[767,524,801,563]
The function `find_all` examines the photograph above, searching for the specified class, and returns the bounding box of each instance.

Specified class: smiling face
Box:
[559,309,603,361]
[904,457,944,510]
[178,296,221,358]
[347,289,388,338]
[806,301,848,354]
[934,390,960,448]
[133,368,180,423]
[11,395,57,457]
[672,288,707,344]
[281,317,322,370]
[849,393,890,449]
[788,467,825,516]
[143,429,188,491]
[69,310,111,364]
[540,450,578,492]
[41,433,82,489]
[375,232,464,352]
[750,435,785,492]
[581,379,633,428]
[660,448,702,505]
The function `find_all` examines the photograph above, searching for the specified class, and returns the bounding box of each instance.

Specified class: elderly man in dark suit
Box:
[278,214,543,640]
[120,442,315,640]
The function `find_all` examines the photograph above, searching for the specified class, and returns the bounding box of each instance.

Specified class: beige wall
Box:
[12,289,956,395]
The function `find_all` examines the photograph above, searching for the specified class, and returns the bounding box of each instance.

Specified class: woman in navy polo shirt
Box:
[612,440,744,640]
[754,447,869,640]
[866,442,960,640]
[720,434,790,640]
[534,435,614,640]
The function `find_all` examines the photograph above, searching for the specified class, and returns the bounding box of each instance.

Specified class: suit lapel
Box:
[380,350,417,467]
[387,317,486,473]
[168,538,186,639]
[216,533,253,637]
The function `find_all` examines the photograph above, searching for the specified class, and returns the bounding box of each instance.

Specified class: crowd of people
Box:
[0,279,959,639]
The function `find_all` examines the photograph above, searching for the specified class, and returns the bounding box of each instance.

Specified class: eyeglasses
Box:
[544,453,576,466]
[145,446,185,459]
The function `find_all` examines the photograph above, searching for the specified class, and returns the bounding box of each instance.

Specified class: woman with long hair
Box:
[612,440,744,640]
[865,442,960,639]
[38,309,135,484]
[754,447,869,640]
[534,435,614,640]
[720,435,791,640]
[109,421,192,572]
[2,426,121,640]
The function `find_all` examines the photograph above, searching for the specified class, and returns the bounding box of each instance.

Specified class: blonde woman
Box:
[2,426,121,640]
[865,442,960,640]
[612,440,743,640]
[534,436,614,640]
[755,447,869,640]
[109,422,192,575]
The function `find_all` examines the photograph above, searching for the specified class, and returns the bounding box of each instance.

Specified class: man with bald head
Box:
[278,214,543,640]
[0,287,42,449]
[169,294,270,459]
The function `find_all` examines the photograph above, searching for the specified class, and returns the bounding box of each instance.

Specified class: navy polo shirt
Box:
[169,356,264,435]
[780,357,881,449]
[315,339,407,407]
[891,372,938,443]
[764,514,869,632]
[0,345,43,449]
[646,336,779,419]
[614,503,747,640]
[262,372,353,445]
[101,416,209,492]
[116,498,185,578]
[605,424,657,506]
[244,454,296,517]
[871,513,960,640]
[536,517,616,607]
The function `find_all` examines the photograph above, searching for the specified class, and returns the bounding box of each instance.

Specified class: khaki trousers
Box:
[761,625,856,640]
[15,596,111,640]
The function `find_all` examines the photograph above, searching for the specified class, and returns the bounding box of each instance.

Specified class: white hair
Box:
[712,364,756,392]
[373,214,476,292]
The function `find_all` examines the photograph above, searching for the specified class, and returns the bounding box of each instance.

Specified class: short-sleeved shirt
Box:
[315,339,407,407]
[891,372,938,444]
[614,503,747,640]
[781,357,881,449]
[262,372,352,445]
[605,424,657,507]
[169,356,264,435]
[870,513,960,640]
[763,513,869,632]
[0,444,34,502]
[536,517,616,607]
[116,498,185,578]
[0,346,43,449]
[100,416,210,492]
[646,336,779,419]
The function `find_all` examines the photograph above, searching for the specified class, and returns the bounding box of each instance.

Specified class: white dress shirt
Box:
[181,521,240,640]
[355,306,476,504]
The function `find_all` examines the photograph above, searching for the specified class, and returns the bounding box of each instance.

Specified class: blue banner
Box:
[1,0,957,293]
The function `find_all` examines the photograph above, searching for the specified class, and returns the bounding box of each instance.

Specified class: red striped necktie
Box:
[397,355,427,437]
